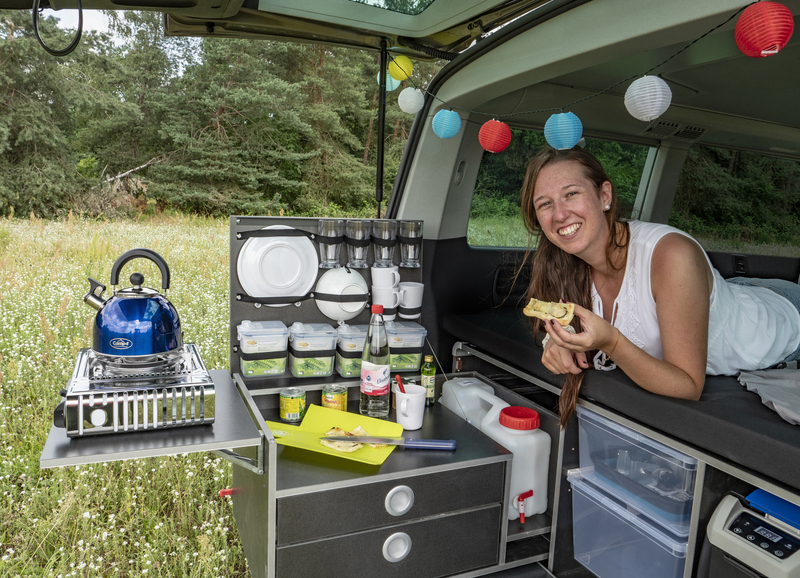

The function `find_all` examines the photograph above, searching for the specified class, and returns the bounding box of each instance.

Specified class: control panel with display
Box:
[728,511,800,560]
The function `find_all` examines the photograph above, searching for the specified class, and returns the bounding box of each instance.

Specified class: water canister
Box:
[480,406,551,519]
[439,378,508,425]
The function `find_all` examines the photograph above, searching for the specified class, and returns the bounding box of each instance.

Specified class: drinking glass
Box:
[371,220,398,268]
[345,220,371,268]
[399,220,423,268]
[317,219,345,268]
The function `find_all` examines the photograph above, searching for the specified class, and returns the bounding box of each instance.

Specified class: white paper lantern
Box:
[624,76,672,122]
[398,87,424,114]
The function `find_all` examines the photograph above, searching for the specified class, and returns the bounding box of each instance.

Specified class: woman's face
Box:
[532,160,613,263]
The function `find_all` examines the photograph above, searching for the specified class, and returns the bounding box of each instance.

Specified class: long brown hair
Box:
[519,147,628,428]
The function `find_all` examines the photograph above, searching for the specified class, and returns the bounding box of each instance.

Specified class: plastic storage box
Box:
[568,470,688,578]
[236,320,289,377]
[288,323,338,378]
[576,405,697,536]
[385,321,428,372]
[335,324,368,378]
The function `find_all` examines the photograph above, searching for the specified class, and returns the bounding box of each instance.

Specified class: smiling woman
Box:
[520,146,800,428]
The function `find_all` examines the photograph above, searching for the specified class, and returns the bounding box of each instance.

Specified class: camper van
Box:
[33,0,800,577]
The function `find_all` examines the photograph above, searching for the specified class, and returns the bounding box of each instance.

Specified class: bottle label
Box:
[422,374,435,399]
[360,361,390,396]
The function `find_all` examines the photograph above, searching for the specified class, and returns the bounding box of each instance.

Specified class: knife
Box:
[321,437,457,450]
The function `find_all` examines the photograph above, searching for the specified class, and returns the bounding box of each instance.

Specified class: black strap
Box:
[236,228,315,241]
[371,236,397,248]
[236,292,368,305]
[380,306,397,316]
[289,347,336,358]
[398,305,422,316]
[397,235,423,246]
[344,235,370,248]
[389,346,424,354]
[235,348,288,361]
[336,347,363,359]
[316,233,343,245]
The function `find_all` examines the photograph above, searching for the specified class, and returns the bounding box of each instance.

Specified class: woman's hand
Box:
[543,304,618,357]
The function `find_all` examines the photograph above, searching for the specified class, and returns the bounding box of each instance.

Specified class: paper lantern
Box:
[388,55,413,81]
[735,1,794,57]
[432,109,461,139]
[624,76,672,122]
[377,71,401,91]
[478,120,512,153]
[398,87,425,114]
[544,112,583,150]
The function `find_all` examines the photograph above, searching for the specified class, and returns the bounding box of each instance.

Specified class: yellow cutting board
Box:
[265,404,404,465]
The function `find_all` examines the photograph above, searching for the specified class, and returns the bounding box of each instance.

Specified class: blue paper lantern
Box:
[544,112,583,150]
[377,71,401,92]
[432,109,461,139]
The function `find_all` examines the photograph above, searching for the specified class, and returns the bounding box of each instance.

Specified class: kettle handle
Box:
[109,248,171,290]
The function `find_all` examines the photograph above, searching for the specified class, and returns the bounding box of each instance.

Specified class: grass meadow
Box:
[0,214,247,577]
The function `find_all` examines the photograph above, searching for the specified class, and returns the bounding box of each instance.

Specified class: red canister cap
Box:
[499,407,540,430]
[372,304,384,314]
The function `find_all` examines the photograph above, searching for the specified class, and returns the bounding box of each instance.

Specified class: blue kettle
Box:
[84,249,182,356]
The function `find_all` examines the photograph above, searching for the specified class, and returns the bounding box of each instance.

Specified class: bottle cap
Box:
[424,355,433,362]
[499,406,540,430]
[371,304,384,314]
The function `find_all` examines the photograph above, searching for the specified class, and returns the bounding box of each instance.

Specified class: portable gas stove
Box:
[54,343,215,437]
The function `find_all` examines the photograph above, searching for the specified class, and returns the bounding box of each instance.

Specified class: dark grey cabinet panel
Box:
[276,462,504,546]
[275,505,502,578]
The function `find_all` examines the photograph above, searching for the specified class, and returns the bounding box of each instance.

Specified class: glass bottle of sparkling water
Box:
[421,355,436,405]
[359,304,390,417]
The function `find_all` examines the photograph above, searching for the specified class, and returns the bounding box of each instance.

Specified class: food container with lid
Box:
[335,324,368,378]
[288,322,338,378]
[236,320,289,377]
[385,321,427,372]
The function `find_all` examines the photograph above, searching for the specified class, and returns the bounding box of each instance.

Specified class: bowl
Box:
[314,268,369,322]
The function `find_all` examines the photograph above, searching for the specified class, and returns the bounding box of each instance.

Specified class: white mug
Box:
[398,282,424,319]
[371,266,400,289]
[392,383,426,430]
[371,285,400,321]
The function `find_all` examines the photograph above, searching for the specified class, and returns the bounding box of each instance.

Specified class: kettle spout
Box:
[84,277,108,311]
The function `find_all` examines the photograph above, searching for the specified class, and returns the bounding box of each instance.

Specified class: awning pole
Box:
[376,40,388,219]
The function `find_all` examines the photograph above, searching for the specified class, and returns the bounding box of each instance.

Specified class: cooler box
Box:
[288,323,338,378]
[236,320,289,377]
[385,321,427,372]
[336,324,368,378]
[569,470,688,578]
[576,405,697,536]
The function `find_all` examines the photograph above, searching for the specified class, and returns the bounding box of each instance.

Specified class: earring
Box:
[604,205,610,211]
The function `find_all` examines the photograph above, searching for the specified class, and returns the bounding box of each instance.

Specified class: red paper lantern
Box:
[479,120,512,153]
[735,1,794,58]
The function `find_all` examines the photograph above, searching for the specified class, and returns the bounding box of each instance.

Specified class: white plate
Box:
[315,268,369,322]
[237,225,318,307]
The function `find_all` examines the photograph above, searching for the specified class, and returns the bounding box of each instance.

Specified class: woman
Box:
[520,147,800,427]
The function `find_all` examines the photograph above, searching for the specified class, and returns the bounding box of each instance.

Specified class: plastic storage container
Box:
[288,323,338,378]
[335,324,368,378]
[481,406,550,518]
[385,321,427,372]
[576,405,697,536]
[568,470,687,578]
[236,320,289,377]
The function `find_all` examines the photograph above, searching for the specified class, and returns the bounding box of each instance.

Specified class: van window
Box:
[467,130,650,247]
[670,145,800,257]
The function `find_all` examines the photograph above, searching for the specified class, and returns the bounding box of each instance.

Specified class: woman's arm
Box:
[544,233,712,400]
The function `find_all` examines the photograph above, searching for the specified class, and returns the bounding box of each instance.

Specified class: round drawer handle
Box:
[382,532,412,563]
[384,485,415,517]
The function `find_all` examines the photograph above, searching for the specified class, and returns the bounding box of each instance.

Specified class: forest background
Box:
[1,9,800,247]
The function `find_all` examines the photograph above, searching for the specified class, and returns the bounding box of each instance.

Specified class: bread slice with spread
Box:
[523,298,575,326]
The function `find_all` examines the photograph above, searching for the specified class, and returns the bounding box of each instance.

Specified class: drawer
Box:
[275,505,501,578]
[276,461,504,546]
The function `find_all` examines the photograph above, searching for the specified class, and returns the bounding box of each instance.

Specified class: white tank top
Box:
[591,220,800,375]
